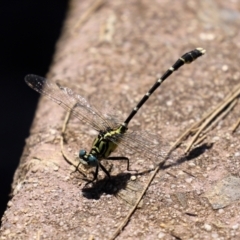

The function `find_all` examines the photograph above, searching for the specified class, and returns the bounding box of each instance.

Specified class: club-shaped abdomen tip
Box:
[196,47,206,55]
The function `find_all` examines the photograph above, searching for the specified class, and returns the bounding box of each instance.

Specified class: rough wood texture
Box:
[1,0,240,239]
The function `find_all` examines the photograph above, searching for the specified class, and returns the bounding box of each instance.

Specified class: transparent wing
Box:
[107,130,175,165]
[25,74,120,132]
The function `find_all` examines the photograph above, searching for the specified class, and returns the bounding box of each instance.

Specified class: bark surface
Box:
[1,0,240,239]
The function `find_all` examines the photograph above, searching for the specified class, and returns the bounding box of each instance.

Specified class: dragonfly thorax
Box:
[79,125,127,167]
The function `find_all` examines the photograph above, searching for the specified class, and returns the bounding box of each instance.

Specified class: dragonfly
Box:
[25,48,205,183]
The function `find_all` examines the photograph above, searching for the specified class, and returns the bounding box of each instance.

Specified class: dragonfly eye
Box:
[79,149,86,158]
[88,155,98,166]
[79,150,97,166]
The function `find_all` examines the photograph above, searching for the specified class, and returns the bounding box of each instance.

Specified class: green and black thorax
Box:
[79,124,128,167]
[90,125,128,159]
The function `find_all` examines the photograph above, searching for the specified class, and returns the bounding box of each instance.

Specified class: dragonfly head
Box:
[79,149,98,167]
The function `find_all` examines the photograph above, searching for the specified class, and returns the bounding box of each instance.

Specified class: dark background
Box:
[0,1,68,220]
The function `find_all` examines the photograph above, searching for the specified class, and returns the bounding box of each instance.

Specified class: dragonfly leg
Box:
[107,156,130,171]
[74,161,81,173]
[84,164,99,186]
[92,163,99,181]
[99,162,111,179]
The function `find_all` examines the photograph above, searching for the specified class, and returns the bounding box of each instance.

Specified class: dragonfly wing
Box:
[108,130,177,165]
[25,74,114,132]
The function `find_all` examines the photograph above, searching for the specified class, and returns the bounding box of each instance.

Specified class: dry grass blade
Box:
[169,82,240,154]
[232,117,240,133]
[72,0,105,34]
[230,88,240,133]
[201,99,237,135]
[109,159,167,240]
[60,104,87,177]
[192,134,207,148]
[185,84,240,152]
[60,104,76,166]
[167,107,215,155]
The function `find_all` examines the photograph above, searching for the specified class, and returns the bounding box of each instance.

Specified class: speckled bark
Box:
[1,0,240,239]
